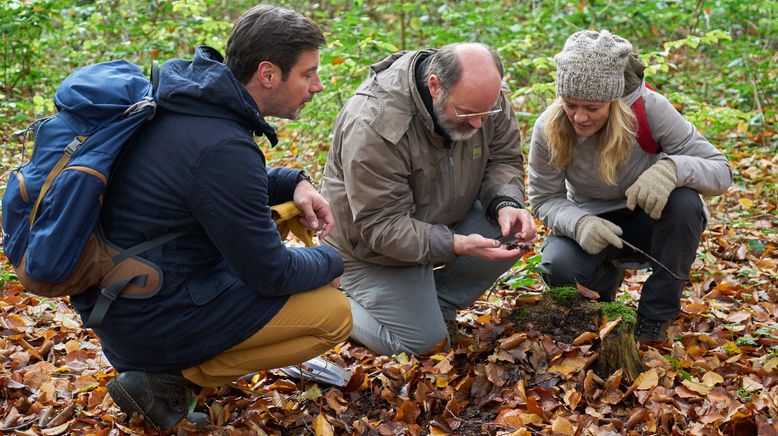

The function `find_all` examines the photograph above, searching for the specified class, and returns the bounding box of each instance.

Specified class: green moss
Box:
[512,306,529,322]
[542,286,581,307]
[599,302,637,327]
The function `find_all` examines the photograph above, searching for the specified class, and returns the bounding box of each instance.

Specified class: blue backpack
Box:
[2,60,179,326]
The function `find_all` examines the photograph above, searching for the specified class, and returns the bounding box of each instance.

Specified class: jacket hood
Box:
[156,46,277,145]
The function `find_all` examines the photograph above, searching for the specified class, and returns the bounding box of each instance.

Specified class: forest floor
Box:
[0,153,776,435]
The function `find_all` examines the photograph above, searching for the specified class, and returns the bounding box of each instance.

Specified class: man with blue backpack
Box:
[14,5,350,430]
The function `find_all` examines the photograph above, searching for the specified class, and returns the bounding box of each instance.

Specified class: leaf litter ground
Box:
[1,151,776,435]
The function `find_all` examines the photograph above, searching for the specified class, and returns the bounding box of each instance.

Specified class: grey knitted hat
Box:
[554,30,633,102]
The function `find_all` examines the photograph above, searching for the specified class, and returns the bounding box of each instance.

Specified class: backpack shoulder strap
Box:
[630,83,661,153]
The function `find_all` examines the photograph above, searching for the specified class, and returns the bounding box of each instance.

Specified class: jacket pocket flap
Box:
[185,265,239,306]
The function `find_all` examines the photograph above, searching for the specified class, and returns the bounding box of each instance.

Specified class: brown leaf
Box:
[495,409,524,429]
[551,416,575,435]
[625,408,650,430]
[499,332,527,350]
[485,362,505,387]
[576,282,600,299]
[312,412,334,436]
[563,389,582,410]
[599,317,622,340]
[548,356,587,377]
[323,389,348,414]
[681,379,711,395]
[726,310,751,323]
[526,396,547,420]
[46,404,74,429]
[22,361,56,389]
[572,331,598,345]
[702,371,724,387]
[341,365,366,392]
[634,368,659,390]
[41,422,71,436]
[394,400,421,424]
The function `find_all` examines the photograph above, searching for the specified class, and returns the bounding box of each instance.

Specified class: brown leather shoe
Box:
[107,371,210,430]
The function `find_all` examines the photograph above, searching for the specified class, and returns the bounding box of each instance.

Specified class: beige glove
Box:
[625,159,677,219]
[575,215,624,255]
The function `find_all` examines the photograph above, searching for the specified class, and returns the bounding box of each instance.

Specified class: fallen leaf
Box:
[682,379,711,395]
[702,371,724,387]
[726,311,751,323]
[551,416,574,435]
[312,412,334,436]
[742,377,763,392]
[599,317,622,340]
[499,332,527,350]
[576,282,600,299]
[495,409,524,429]
[549,356,587,377]
[41,422,70,436]
[634,368,659,390]
[519,413,544,425]
[572,331,598,345]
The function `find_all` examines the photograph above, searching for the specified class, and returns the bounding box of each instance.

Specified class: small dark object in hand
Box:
[505,240,532,251]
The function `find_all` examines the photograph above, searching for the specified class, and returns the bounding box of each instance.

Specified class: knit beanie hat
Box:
[554,30,633,102]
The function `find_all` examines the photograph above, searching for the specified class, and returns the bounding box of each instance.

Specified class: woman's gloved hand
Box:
[575,215,624,255]
[625,159,677,219]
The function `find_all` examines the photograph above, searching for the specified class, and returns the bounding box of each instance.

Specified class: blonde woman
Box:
[528,30,732,343]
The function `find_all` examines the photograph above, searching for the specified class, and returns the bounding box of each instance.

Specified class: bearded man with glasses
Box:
[321,43,536,356]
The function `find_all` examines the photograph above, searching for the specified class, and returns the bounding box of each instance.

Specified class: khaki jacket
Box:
[321,50,524,266]
[528,81,732,239]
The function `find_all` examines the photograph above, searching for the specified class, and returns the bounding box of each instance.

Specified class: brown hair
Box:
[225,5,325,84]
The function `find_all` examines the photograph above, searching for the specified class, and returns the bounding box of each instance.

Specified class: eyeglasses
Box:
[451,97,503,119]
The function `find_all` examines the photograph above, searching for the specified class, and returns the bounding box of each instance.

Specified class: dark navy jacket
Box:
[72,46,343,372]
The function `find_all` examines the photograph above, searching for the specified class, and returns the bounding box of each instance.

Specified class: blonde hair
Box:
[542,98,636,185]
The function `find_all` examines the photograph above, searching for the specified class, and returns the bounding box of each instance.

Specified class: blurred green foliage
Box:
[1,0,775,176]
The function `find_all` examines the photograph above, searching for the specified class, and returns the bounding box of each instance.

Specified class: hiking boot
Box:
[634,314,672,344]
[107,371,211,430]
[598,267,626,302]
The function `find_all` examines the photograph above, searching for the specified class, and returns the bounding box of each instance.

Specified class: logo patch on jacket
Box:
[472,146,482,159]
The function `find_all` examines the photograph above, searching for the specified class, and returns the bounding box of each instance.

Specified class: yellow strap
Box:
[271,201,315,247]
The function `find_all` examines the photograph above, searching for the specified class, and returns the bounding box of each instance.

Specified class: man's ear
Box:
[428,75,441,99]
[257,61,277,88]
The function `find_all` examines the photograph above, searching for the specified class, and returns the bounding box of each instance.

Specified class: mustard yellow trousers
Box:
[182,286,351,387]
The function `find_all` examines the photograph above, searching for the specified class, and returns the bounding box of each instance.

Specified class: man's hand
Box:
[497,206,538,245]
[453,234,523,261]
[293,181,335,239]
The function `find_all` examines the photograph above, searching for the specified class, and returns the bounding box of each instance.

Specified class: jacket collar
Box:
[157,46,278,146]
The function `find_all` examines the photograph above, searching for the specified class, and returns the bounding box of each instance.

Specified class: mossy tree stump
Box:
[511,287,644,382]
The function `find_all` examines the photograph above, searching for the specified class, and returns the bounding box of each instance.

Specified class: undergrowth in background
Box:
[1,0,775,179]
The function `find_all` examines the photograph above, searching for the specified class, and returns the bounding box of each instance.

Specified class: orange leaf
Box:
[576,282,600,299]
[599,317,622,340]
[572,331,598,345]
